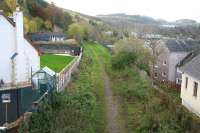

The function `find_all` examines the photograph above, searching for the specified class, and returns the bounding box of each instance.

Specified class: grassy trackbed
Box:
[72,42,195,133]
[68,42,111,133]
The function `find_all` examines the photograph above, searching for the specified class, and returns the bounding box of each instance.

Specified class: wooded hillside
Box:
[0,0,73,33]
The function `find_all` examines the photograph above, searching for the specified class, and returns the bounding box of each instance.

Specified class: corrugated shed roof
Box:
[42,67,56,76]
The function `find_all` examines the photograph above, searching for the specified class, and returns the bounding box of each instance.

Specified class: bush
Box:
[112,51,137,70]
[19,91,97,133]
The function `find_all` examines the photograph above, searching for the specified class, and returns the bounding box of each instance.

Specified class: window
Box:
[162,72,167,77]
[185,77,188,89]
[176,78,182,85]
[193,82,198,97]
[154,73,158,78]
[163,60,167,65]
[154,65,158,68]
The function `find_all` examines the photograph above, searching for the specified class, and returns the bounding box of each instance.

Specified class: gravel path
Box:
[89,44,125,133]
[101,69,124,133]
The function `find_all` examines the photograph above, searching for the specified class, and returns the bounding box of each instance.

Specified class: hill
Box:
[175,19,198,26]
[97,13,165,35]
[97,13,200,39]
[98,13,161,25]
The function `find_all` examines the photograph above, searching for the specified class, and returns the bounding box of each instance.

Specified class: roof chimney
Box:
[13,8,24,53]
[16,6,20,12]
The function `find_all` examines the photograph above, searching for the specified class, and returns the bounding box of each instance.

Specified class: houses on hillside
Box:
[28,30,81,56]
[153,39,199,84]
[149,37,200,117]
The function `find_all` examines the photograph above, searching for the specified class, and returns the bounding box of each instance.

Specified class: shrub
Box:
[112,51,137,70]
[19,90,97,133]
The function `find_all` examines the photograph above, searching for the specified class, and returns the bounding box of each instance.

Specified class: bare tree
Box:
[147,38,164,84]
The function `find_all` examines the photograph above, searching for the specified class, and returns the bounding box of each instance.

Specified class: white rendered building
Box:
[0,8,40,89]
[180,54,200,117]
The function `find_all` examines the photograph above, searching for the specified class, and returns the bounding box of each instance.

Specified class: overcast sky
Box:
[45,0,200,22]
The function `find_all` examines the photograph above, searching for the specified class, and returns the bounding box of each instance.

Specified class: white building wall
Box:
[24,39,40,75]
[14,11,29,83]
[0,11,40,85]
[0,15,15,83]
[181,73,200,116]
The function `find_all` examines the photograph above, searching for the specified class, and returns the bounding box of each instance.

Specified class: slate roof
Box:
[180,54,200,81]
[0,11,15,26]
[177,49,200,67]
[165,39,199,52]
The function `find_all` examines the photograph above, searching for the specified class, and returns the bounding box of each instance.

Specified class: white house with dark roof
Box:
[0,8,40,90]
[180,54,200,117]
[29,32,66,42]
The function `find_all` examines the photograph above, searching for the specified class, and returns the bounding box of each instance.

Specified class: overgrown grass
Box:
[110,60,200,133]
[159,84,181,102]
[68,42,109,133]
[40,54,74,72]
